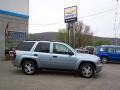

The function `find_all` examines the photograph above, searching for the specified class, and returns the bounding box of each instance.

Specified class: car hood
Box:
[76,53,100,62]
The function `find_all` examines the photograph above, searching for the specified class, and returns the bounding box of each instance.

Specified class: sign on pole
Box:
[64,6,77,23]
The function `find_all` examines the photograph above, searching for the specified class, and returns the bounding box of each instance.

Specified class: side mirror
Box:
[68,52,74,55]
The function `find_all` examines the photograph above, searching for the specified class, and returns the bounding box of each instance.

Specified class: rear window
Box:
[16,42,35,51]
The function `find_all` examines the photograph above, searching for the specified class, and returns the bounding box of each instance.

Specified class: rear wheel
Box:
[78,63,94,78]
[22,60,38,75]
[101,57,108,64]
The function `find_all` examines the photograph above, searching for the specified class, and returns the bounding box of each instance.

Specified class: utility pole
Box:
[114,0,119,45]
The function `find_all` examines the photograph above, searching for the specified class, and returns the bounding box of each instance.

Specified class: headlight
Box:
[96,58,101,64]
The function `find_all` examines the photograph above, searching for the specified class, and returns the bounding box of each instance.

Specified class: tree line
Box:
[57,21,111,48]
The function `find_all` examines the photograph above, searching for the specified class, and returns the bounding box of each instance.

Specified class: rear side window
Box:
[108,47,116,53]
[16,42,35,51]
[34,42,50,53]
[116,48,120,53]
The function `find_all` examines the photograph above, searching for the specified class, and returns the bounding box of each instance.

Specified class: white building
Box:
[0,0,28,60]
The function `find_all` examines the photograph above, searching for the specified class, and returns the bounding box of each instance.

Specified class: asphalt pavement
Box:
[0,60,120,90]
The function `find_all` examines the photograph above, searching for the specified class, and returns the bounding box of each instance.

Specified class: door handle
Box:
[53,56,57,58]
[33,54,38,56]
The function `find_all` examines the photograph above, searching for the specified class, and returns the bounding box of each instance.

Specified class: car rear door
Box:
[115,47,120,61]
[33,42,51,68]
[107,47,117,61]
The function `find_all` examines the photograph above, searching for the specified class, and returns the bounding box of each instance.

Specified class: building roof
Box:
[0,10,29,19]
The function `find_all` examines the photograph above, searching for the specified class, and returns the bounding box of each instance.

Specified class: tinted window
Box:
[35,42,50,53]
[116,48,120,53]
[108,48,115,53]
[100,47,108,52]
[16,42,35,51]
[53,43,72,54]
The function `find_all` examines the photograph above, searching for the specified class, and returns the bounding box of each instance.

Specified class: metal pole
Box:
[67,23,69,45]
[115,0,119,45]
[68,22,75,48]
[68,23,72,47]
[73,22,75,48]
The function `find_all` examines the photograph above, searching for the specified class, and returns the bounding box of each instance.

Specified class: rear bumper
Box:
[96,63,103,73]
[11,59,21,68]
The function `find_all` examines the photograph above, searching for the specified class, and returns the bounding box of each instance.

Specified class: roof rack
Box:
[25,40,59,42]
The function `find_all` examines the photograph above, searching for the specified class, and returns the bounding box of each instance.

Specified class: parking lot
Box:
[0,60,120,90]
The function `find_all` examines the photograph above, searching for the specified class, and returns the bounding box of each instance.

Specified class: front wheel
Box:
[22,60,38,75]
[78,63,95,78]
[101,57,108,64]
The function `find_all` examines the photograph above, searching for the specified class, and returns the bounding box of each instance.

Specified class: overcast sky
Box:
[0,0,29,15]
[0,0,120,38]
[29,0,120,38]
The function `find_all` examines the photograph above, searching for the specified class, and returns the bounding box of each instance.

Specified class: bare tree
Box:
[74,22,93,47]
[57,21,93,48]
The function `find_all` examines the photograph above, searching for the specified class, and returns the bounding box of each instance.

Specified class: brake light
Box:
[9,51,16,59]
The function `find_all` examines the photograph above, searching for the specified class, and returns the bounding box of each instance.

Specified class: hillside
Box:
[29,32,120,45]
[29,32,57,41]
[95,36,120,45]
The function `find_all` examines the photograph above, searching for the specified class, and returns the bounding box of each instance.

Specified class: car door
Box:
[50,43,77,70]
[107,47,117,61]
[115,47,120,61]
[33,42,51,68]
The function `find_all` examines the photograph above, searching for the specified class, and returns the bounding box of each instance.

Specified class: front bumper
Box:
[96,63,103,73]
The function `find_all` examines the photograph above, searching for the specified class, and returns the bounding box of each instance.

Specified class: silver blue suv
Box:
[12,41,102,78]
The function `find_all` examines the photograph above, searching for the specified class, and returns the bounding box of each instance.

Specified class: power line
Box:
[29,21,63,26]
[79,7,120,18]
[29,7,120,27]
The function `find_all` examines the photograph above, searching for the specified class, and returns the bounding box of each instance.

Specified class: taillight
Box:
[9,51,16,59]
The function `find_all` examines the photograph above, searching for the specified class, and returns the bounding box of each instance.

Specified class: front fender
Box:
[75,59,96,70]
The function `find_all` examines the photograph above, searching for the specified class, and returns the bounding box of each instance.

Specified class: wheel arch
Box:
[21,58,38,67]
[100,55,109,61]
[78,61,96,71]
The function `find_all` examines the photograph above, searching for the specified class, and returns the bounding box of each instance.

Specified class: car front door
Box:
[50,43,77,70]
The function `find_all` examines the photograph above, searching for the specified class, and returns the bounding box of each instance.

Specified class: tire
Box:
[101,57,108,64]
[78,63,95,78]
[22,60,38,75]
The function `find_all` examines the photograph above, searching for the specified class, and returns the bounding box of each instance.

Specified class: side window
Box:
[35,42,50,53]
[100,47,104,52]
[108,48,115,53]
[99,47,108,52]
[16,42,35,51]
[116,48,120,53]
[53,43,72,54]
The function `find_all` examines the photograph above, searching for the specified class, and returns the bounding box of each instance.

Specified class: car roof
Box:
[23,40,65,44]
[100,45,120,48]
[23,41,50,43]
